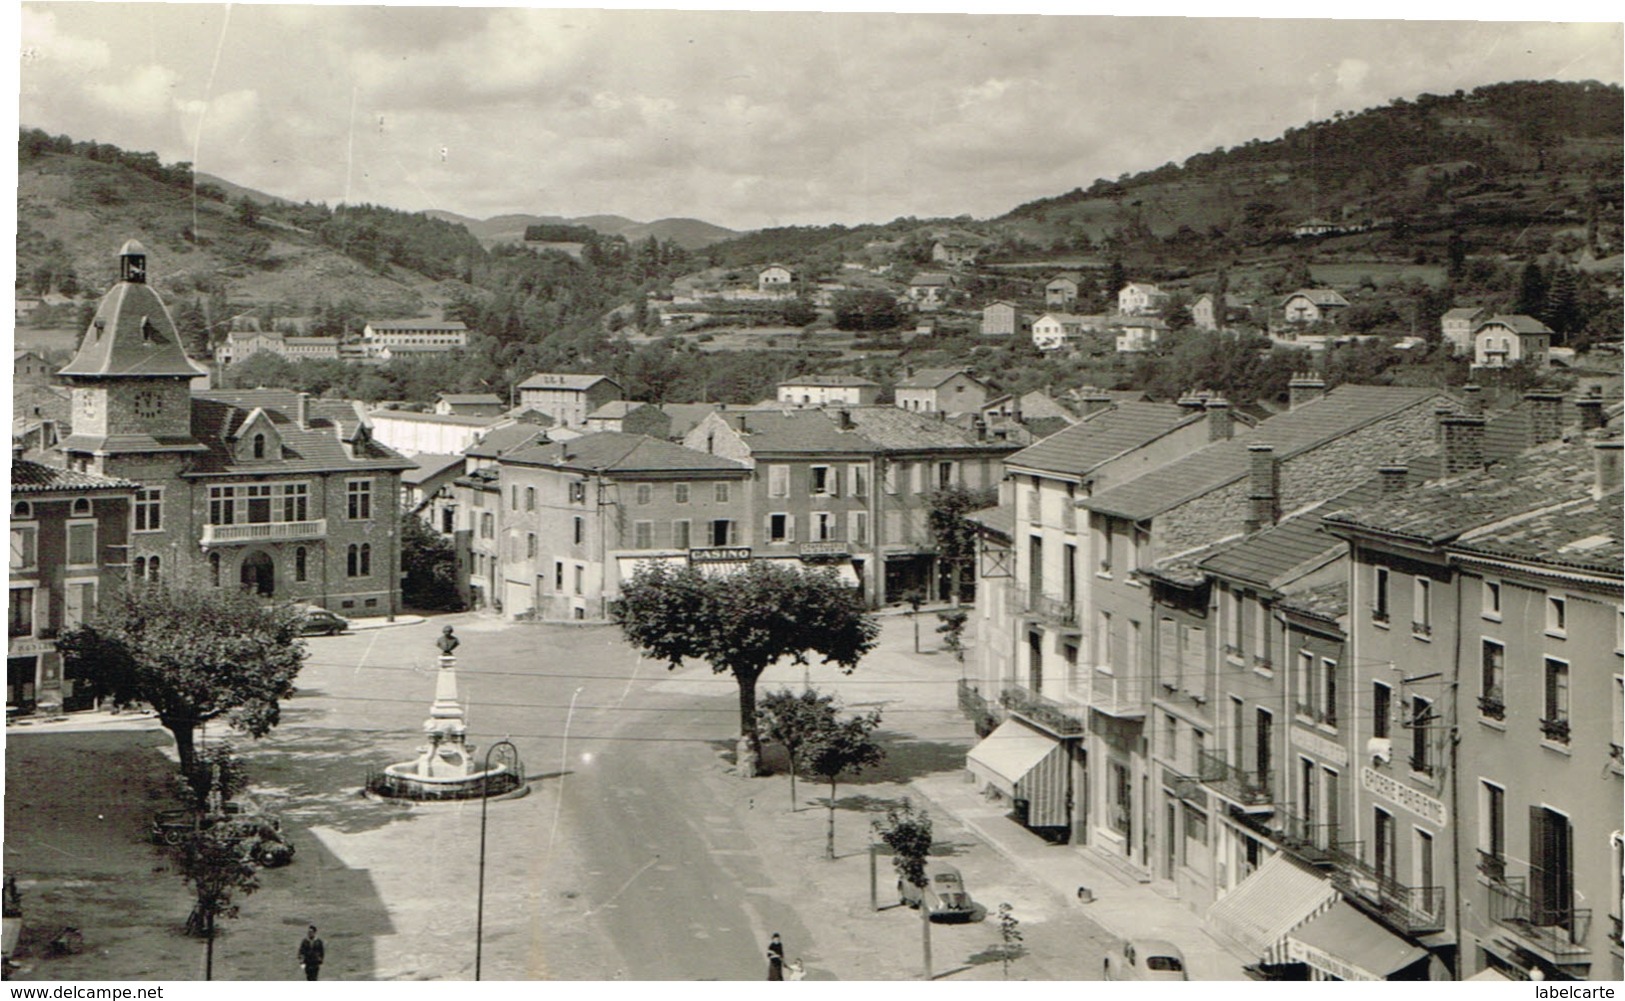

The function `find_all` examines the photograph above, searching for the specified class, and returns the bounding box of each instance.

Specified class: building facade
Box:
[516,373,625,427]
[775,376,881,407]
[1473,316,1553,371]
[894,368,990,415]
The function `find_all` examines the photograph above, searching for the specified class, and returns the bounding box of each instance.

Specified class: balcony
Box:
[1610,914,1621,949]
[1276,809,1340,867]
[1487,874,1592,960]
[1197,750,1272,812]
[201,519,328,545]
[1477,849,1507,883]
[1294,702,1337,727]
[1408,754,1437,778]
[1540,717,1571,744]
[1008,583,1078,631]
[1089,669,1148,718]
[958,678,998,729]
[999,683,1085,736]
[1478,695,1506,721]
[1329,842,1447,935]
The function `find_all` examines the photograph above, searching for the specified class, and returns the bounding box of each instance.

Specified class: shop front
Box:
[1286,902,1431,981]
[967,718,1075,838]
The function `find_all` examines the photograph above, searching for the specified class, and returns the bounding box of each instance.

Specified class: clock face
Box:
[133,389,163,419]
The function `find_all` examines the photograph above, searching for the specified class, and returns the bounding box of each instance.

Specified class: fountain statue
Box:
[365,627,525,801]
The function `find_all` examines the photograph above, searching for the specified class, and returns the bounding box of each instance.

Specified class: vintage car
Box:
[897,862,976,921]
[150,801,294,867]
[298,605,350,636]
[1103,938,1189,981]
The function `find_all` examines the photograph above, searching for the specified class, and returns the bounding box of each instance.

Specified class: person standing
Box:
[787,959,806,982]
[766,932,785,981]
[298,925,325,981]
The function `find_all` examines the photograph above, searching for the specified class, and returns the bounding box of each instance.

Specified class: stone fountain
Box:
[365,627,525,802]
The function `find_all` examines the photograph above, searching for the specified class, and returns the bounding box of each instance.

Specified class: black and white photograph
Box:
[5,2,1623,985]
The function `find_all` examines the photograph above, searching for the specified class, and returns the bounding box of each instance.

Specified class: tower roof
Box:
[58,247,207,379]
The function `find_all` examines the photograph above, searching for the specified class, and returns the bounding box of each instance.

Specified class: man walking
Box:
[298,925,325,981]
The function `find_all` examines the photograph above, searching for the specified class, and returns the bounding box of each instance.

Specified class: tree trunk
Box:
[921,890,933,979]
[826,777,837,860]
[788,753,798,810]
[735,674,762,778]
[204,904,215,981]
[171,720,198,776]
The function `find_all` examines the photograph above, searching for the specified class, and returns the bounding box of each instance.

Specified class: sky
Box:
[15,5,1624,232]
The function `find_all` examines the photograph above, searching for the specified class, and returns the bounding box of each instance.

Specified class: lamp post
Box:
[474,737,517,981]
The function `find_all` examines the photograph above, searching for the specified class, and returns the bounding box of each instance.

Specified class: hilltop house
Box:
[1440,306,1487,354]
[980,301,1031,338]
[932,237,985,266]
[1192,293,1247,332]
[1032,313,1087,352]
[1047,273,1085,308]
[907,273,954,310]
[434,393,505,417]
[1293,219,1339,238]
[894,368,991,415]
[1112,316,1168,354]
[360,320,469,357]
[776,375,882,407]
[1281,289,1351,326]
[757,264,794,293]
[1473,315,1553,371]
[215,329,341,367]
[516,373,625,427]
[1118,282,1169,316]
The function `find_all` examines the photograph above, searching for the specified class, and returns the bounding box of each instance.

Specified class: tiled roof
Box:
[13,383,70,426]
[503,432,749,475]
[1442,306,1486,320]
[1048,273,1084,285]
[719,409,880,455]
[1110,316,1169,329]
[370,409,499,427]
[910,273,952,286]
[587,400,656,420]
[660,403,721,438]
[1452,495,1622,576]
[438,393,502,405]
[1278,581,1349,622]
[1006,401,1192,479]
[897,367,982,390]
[1321,441,1598,546]
[365,320,468,332]
[1477,314,1554,336]
[186,391,413,476]
[777,375,880,388]
[1084,385,1444,521]
[517,372,621,392]
[58,280,209,379]
[966,505,1013,539]
[1282,288,1350,307]
[11,459,139,493]
[842,406,1020,453]
[1023,417,1074,440]
[401,453,465,486]
[1015,391,1077,421]
[466,422,552,459]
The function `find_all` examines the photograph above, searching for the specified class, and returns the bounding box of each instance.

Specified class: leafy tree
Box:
[757,688,838,809]
[172,824,261,979]
[400,515,464,611]
[832,290,903,331]
[57,580,306,773]
[1544,265,1581,338]
[1106,258,1127,298]
[613,561,879,776]
[903,588,926,653]
[995,903,1025,979]
[226,350,296,389]
[936,608,968,663]
[878,800,935,978]
[807,708,885,859]
[926,486,995,606]
[235,198,259,228]
[175,743,251,813]
[173,298,212,359]
[1515,260,1548,317]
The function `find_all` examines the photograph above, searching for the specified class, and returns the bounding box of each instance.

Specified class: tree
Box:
[235,198,259,228]
[832,290,904,331]
[613,561,879,777]
[926,486,993,606]
[995,903,1025,979]
[1515,259,1548,318]
[904,588,925,653]
[57,579,307,774]
[878,800,935,979]
[757,688,838,810]
[807,708,885,860]
[400,515,465,611]
[936,608,968,663]
[171,824,261,980]
[176,743,251,812]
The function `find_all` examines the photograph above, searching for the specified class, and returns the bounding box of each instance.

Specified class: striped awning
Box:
[1287,902,1427,981]
[966,720,1070,827]
[1205,853,1340,964]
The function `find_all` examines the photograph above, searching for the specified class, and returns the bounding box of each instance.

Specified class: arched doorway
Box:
[240,551,275,596]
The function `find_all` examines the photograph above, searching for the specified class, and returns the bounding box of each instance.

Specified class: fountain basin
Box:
[365,762,527,802]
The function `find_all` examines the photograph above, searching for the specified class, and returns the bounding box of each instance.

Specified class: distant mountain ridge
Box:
[425,210,738,250]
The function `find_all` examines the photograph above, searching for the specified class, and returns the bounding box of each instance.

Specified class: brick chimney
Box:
[1594,440,1623,499]
[1434,404,1456,445]
[1462,383,1484,416]
[1078,386,1113,417]
[1378,464,1409,496]
[836,408,854,431]
[1288,371,1326,410]
[1245,445,1279,533]
[1524,390,1565,446]
[1206,396,1233,442]
[1441,414,1486,475]
[296,392,312,429]
[1576,385,1608,431]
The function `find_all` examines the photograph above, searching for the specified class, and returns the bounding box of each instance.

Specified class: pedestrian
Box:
[787,959,806,982]
[766,932,784,980]
[298,925,325,981]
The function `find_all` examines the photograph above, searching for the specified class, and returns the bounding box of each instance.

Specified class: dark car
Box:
[898,862,976,921]
[298,605,349,636]
[1104,938,1189,981]
[150,800,269,845]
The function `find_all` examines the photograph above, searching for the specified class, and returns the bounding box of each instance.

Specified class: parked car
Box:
[897,862,976,921]
[1103,938,1188,981]
[150,800,270,845]
[151,803,294,867]
[298,605,350,636]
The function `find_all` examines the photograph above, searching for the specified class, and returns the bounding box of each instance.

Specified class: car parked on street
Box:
[298,605,350,636]
[150,799,295,867]
[1103,938,1188,981]
[897,862,976,921]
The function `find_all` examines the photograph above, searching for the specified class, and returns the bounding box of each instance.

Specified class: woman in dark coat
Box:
[766,933,785,980]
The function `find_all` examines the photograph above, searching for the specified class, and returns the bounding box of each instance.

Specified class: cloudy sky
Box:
[17,5,1623,231]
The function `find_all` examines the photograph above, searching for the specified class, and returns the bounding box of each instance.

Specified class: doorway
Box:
[240,551,275,596]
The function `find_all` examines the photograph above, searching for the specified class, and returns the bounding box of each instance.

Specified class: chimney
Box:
[1441,414,1486,475]
[1177,390,1207,414]
[837,408,854,431]
[1593,440,1623,499]
[1206,396,1234,442]
[1079,386,1112,417]
[1576,385,1608,431]
[1288,371,1326,410]
[1433,404,1456,445]
[738,414,749,434]
[1245,444,1279,533]
[1524,390,1564,446]
[296,392,312,429]
[972,416,988,442]
[1461,383,1484,416]
[1378,463,1409,496]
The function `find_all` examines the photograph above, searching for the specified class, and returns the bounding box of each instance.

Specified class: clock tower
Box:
[58,240,208,476]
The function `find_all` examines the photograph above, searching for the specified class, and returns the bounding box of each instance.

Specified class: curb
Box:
[347,615,428,631]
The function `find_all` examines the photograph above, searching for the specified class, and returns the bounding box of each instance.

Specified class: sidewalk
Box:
[347,613,427,630]
[910,774,1254,981]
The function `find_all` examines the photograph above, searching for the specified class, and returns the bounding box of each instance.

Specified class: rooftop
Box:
[1006,401,1192,479]
[11,459,139,494]
[465,421,551,459]
[517,372,622,392]
[1283,288,1351,307]
[587,400,659,420]
[716,409,880,455]
[910,273,953,286]
[188,390,413,476]
[1452,493,1622,577]
[1277,581,1350,622]
[896,367,982,390]
[401,453,465,486]
[437,393,503,405]
[1477,314,1554,336]
[503,432,749,475]
[368,409,500,427]
[777,374,881,389]
[364,320,468,332]
[58,279,208,380]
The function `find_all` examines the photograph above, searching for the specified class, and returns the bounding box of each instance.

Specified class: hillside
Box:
[426,210,737,250]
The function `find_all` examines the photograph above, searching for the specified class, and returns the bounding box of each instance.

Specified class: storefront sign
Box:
[689,547,752,564]
[6,639,54,657]
[800,541,849,559]
[1287,938,1378,981]
[1360,766,1447,826]
[1290,725,1349,766]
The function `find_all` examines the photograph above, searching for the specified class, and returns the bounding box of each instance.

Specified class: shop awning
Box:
[1286,902,1427,981]
[1206,853,1340,964]
[966,717,1059,794]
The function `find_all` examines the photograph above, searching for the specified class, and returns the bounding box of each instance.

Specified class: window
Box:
[527,533,538,558]
[347,543,371,577]
[481,513,494,539]
[1374,808,1396,881]
[510,486,519,510]
[526,487,536,511]
[210,486,237,525]
[348,480,373,520]
[573,517,584,546]
[1543,657,1570,743]
[1323,768,1340,839]
[1412,576,1431,636]
[1477,781,1506,878]
[768,513,792,543]
[937,462,954,489]
[1480,640,1505,719]
[813,512,835,541]
[253,433,266,459]
[134,488,162,532]
[9,587,35,638]
[768,465,790,498]
[1128,619,1142,673]
[1410,696,1433,774]
[1028,536,1043,598]
[674,483,690,505]
[1374,567,1390,623]
[1547,595,1567,636]
[71,498,90,516]
[1414,828,1436,896]
[811,466,836,496]
[246,484,272,524]
[570,481,587,504]
[209,551,222,587]
[849,511,869,545]
[1529,807,1575,930]
[1131,527,1149,573]
[709,519,735,546]
[849,464,868,498]
[64,581,95,629]
[1296,651,1315,717]
[573,564,584,596]
[67,523,96,566]
[1161,713,1178,760]
[1373,681,1392,740]
[1483,580,1502,619]
[554,562,564,590]
[1321,659,1337,726]
[1226,590,1244,658]
[1099,519,1114,574]
[884,463,899,495]
[12,501,30,519]
[473,490,485,508]
[283,484,309,522]
[145,555,161,583]
[714,482,729,503]
[1096,610,1113,669]
[672,520,691,550]
[9,526,37,571]
[295,547,307,583]
[634,522,653,549]
[636,484,653,506]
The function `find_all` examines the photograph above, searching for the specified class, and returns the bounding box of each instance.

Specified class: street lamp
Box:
[474,736,517,981]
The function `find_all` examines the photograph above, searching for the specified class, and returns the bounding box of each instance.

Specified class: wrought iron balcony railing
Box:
[1478,695,1506,721]
[1275,809,1340,867]
[1540,717,1571,744]
[1477,849,1507,883]
[1487,874,1592,958]
[1089,670,1148,718]
[1007,583,1078,629]
[1411,620,1433,638]
[999,683,1085,736]
[1330,841,1446,934]
[1197,750,1272,810]
[1609,914,1621,949]
[1252,654,1273,672]
[1371,607,1390,625]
